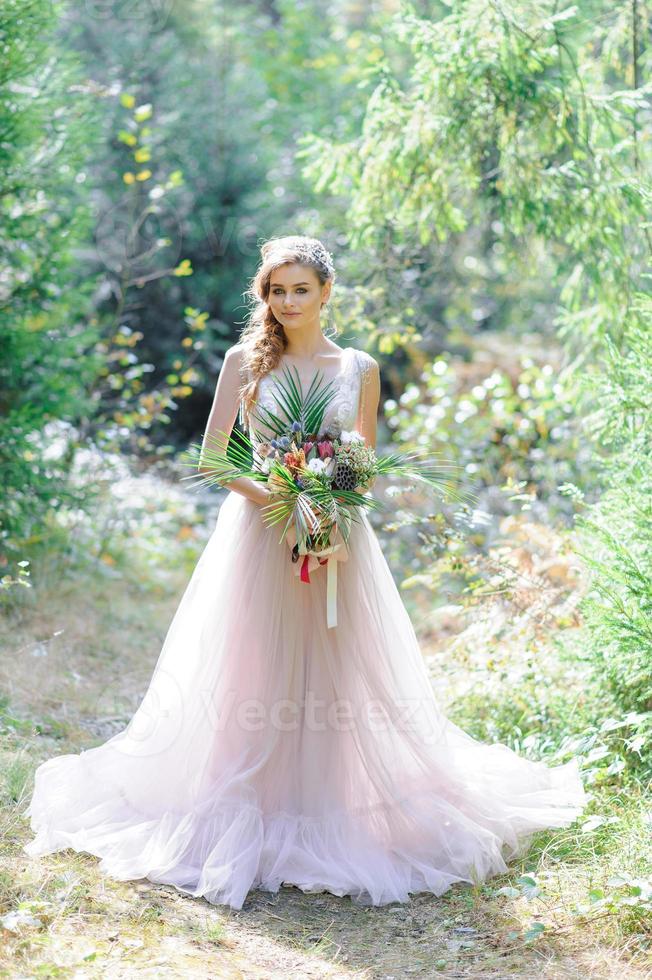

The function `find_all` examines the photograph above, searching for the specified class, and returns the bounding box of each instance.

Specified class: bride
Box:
[23,235,587,910]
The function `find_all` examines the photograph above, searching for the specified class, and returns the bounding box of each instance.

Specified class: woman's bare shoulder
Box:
[354,348,380,373]
[225,342,245,359]
[223,343,247,370]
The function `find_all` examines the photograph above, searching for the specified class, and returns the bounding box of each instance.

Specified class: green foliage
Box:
[301,0,648,268]
[385,352,600,521]
[84,93,203,455]
[0,24,209,557]
[249,366,344,443]
[494,862,652,947]
[0,560,31,603]
[454,664,651,785]
[297,1,650,362]
[574,301,652,719]
[0,0,102,556]
[377,349,601,601]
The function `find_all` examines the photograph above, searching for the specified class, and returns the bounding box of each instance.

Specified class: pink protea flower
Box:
[302,441,314,455]
[317,440,334,459]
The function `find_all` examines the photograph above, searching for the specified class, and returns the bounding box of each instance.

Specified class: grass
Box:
[1,501,651,979]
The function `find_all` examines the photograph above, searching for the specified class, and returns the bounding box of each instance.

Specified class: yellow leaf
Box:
[378,335,394,354]
[181,337,193,348]
[134,147,151,162]
[123,172,136,184]
[136,169,152,181]
[174,259,193,277]
[118,129,137,146]
[189,314,207,330]
[120,93,135,108]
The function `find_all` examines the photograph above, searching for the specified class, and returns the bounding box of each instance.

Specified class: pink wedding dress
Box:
[23,345,587,909]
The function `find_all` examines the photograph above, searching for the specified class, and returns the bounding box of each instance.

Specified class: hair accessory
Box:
[262,236,335,280]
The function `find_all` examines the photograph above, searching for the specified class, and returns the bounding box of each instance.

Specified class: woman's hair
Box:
[237,235,337,424]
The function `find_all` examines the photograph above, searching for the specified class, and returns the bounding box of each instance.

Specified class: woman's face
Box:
[267,263,331,330]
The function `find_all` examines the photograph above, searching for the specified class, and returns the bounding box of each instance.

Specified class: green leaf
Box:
[523,922,546,941]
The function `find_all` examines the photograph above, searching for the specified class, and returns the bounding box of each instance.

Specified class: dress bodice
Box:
[242,346,371,445]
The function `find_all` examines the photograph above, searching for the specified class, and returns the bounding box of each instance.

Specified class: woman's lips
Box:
[284,312,301,316]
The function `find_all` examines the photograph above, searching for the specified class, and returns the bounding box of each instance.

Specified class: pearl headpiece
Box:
[261,236,335,280]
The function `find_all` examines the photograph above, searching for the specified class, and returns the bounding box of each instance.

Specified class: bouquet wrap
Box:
[285,524,350,628]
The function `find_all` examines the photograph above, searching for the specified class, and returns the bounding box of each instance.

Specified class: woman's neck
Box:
[283,338,336,360]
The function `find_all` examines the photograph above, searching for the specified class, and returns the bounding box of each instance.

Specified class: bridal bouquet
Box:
[181,364,475,628]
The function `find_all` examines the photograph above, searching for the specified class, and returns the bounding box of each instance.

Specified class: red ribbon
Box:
[300,553,328,584]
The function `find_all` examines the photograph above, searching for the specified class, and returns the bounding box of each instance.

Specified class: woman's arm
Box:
[356,352,381,492]
[198,344,269,507]
[357,352,380,451]
[356,351,380,449]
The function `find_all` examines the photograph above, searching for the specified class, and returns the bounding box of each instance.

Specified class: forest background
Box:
[1,0,651,976]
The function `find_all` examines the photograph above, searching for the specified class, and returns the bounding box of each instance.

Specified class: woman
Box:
[24,235,587,910]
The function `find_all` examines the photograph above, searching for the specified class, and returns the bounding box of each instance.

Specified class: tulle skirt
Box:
[23,490,587,909]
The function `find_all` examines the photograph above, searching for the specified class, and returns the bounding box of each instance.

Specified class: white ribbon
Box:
[284,525,350,628]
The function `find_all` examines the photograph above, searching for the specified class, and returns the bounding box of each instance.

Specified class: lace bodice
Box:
[240,347,373,445]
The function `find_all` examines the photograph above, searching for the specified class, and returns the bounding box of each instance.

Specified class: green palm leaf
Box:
[249,365,341,439]
[374,450,477,506]
[179,428,261,490]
